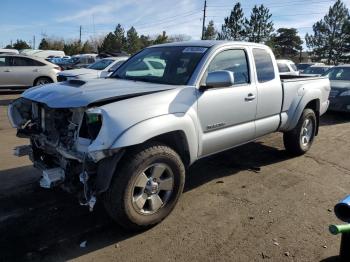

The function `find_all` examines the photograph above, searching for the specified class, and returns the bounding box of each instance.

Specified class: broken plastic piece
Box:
[39,167,65,188]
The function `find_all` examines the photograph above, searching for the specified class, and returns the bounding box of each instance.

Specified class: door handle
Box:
[33,69,38,72]
[245,93,256,101]
[4,69,11,72]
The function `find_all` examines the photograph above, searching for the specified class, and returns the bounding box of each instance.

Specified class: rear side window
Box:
[290,63,298,71]
[277,63,290,73]
[253,49,275,82]
[12,57,45,66]
[207,49,250,85]
[0,57,10,66]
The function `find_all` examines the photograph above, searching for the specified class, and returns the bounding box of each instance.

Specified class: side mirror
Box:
[203,70,234,89]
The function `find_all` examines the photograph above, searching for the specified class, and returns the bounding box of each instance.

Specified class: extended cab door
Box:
[252,48,283,137]
[197,48,257,157]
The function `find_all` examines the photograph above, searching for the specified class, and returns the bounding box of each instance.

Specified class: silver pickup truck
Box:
[8,41,330,230]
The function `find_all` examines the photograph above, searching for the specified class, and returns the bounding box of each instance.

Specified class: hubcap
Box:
[37,79,50,85]
[300,118,313,147]
[132,163,174,214]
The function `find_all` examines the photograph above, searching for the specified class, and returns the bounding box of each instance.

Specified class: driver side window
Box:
[206,49,250,85]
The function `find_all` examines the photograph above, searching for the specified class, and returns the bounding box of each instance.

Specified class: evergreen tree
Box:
[13,39,30,50]
[217,3,245,40]
[126,26,141,54]
[63,41,82,56]
[39,38,50,50]
[245,5,274,43]
[114,24,127,51]
[153,31,168,44]
[203,21,217,40]
[305,0,350,64]
[99,32,118,53]
[269,28,303,58]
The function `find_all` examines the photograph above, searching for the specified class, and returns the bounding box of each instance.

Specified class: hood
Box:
[58,68,98,77]
[22,78,177,108]
[330,80,350,90]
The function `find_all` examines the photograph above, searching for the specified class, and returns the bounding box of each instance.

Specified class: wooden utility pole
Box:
[79,25,82,43]
[201,0,207,40]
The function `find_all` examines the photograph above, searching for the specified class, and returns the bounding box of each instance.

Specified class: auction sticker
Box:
[183,47,208,53]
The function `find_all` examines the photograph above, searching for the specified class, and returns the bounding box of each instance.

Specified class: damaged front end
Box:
[8,97,121,211]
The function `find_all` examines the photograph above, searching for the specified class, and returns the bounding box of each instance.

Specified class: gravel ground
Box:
[0,93,349,262]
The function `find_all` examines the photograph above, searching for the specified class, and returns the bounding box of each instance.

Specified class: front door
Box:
[197,48,257,157]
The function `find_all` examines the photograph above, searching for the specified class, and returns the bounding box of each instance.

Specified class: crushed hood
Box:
[22,78,176,108]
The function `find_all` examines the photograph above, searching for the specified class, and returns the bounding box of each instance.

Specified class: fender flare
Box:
[284,89,321,131]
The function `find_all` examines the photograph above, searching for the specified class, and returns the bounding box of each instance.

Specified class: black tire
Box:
[103,142,185,231]
[34,77,53,86]
[283,108,317,156]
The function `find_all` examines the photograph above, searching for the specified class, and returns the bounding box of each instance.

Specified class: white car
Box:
[0,54,60,89]
[125,58,166,77]
[57,57,128,81]
[277,59,300,76]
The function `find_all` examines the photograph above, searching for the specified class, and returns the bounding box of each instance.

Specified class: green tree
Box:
[126,26,141,54]
[63,41,82,56]
[245,5,274,43]
[5,44,13,49]
[81,41,95,53]
[139,35,153,49]
[217,3,245,40]
[39,38,50,50]
[99,32,118,53]
[114,24,127,51]
[13,39,30,50]
[203,20,217,40]
[153,31,168,44]
[305,0,350,64]
[269,28,303,58]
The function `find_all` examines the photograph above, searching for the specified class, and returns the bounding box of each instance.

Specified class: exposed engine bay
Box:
[8,97,105,211]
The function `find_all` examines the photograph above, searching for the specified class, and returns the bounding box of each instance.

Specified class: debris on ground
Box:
[284,251,290,257]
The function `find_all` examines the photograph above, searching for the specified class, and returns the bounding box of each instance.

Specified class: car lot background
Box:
[0,92,349,262]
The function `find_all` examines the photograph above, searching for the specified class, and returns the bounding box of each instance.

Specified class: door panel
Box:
[197,49,257,157]
[0,57,14,87]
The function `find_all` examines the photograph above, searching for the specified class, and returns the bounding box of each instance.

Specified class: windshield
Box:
[88,59,114,70]
[304,67,329,74]
[112,46,208,85]
[327,67,350,81]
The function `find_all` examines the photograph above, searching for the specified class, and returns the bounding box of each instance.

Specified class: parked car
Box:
[54,54,97,70]
[8,41,330,230]
[277,59,299,76]
[300,65,332,77]
[296,63,324,73]
[326,65,350,112]
[0,48,19,55]
[19,49,65,59]
[57,56,128,81]
[0,54,60,89]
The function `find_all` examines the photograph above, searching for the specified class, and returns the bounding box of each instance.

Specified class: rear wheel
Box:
[283,108,317,156]
[103,142,185,231]
[34,77,53,86]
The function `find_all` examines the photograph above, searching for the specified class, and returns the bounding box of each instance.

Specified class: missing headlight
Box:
[79,110,102,140]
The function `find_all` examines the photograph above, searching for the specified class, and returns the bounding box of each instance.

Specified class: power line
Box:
[206,0,335,8]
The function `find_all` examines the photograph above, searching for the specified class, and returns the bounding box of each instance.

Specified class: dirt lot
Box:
[0,92,349,262]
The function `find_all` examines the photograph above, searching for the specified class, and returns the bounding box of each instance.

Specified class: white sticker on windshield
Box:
[182,47,208,53]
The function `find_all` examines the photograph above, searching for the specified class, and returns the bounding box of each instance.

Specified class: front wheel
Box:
[103,143,185,231]
[34,77,53,86]
[283,108,317,156]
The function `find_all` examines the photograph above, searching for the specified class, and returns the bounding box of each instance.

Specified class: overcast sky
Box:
[0,0,349,48]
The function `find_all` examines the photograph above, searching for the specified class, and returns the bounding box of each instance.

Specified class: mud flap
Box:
[95,150,125,194]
